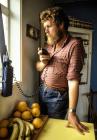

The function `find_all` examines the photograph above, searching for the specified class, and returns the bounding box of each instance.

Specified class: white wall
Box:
[22,0,53,104]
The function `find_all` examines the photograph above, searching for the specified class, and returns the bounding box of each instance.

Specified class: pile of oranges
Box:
[13,101,43,129]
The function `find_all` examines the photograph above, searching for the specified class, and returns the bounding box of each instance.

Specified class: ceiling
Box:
[54,0,89,3]
[52,0,95,4]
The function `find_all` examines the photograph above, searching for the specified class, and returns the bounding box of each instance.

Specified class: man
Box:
[36,7,89,134]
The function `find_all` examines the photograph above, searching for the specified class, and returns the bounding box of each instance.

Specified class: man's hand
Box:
[38,48,50,63]
[67,112,89,135]
[36,48,50,71]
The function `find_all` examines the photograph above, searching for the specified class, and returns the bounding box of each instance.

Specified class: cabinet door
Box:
[68,27,93,121]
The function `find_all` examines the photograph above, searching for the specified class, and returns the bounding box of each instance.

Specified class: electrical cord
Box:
[13,74,35,98]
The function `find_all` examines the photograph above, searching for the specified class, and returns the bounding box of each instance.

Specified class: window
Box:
[0,0,21,89]
[0,0,9,88]
[0,0,8,7]
[0,1,9,46]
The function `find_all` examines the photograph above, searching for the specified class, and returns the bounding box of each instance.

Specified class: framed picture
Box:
[26,24,40,40]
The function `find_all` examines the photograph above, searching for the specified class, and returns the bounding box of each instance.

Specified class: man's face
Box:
[43,19,64,45]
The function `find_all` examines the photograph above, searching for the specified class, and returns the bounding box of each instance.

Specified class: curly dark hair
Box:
[40,7,69,30]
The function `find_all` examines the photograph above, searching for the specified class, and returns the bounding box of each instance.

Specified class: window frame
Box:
[0,2,9,89]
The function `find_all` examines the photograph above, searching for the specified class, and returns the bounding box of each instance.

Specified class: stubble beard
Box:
[46,30,64,45]
[47,36,56,45]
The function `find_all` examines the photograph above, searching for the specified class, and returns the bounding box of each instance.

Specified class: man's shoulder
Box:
[69,36,83,45]
[67,36,85,54]
[69,36,85,57]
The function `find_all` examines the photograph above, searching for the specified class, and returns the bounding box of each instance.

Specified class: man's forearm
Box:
[68,80,79,110]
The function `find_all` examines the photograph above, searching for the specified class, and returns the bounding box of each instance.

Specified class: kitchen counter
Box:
[37,119,95,140]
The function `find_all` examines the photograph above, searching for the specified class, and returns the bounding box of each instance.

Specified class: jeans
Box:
[39,83,69,119]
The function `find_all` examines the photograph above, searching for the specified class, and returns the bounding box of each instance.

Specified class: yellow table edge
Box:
[37,118,95,140]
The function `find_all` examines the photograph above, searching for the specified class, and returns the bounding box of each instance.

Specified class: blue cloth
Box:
[39,83,69,119]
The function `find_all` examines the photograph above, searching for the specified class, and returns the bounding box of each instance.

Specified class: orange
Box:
[31,107,40,117]
[0,119,9,128]
[32,118,43,129]
[16,101,28,112]
[21,110,32,120]
[0,127,8,138]
[31,102,40,109]
[13,111,22,118]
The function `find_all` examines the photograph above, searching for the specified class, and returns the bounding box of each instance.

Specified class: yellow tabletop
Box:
[37,119,95,140]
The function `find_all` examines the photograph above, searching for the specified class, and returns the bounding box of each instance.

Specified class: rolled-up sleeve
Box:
[66,40,85,81]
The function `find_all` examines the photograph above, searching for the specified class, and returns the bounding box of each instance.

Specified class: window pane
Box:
[2,14,8,49]
[0,1,8,88]
[0,14,8,88]
[0,0,8,7]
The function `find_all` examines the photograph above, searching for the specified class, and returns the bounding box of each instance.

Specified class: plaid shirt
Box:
[41,35,85,89]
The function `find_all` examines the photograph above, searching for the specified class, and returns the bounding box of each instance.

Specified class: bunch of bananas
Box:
[10,117,34,140]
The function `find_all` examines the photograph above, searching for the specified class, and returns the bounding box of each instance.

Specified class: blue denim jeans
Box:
[39,83,69,119]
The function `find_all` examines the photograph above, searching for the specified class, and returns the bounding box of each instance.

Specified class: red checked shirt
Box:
[41,35,85,89]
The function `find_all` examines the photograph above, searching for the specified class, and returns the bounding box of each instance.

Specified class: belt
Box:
[44,83,68,92]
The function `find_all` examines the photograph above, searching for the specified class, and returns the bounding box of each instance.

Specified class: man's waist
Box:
[44,83,68,92]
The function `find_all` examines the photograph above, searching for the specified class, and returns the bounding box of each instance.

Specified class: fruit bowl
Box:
[31,115,48,140]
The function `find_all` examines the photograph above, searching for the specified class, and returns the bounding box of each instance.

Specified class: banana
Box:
[25,135,31,140]
[10,123,19,140]
[24,121,34,135]
[25,136,31,140]
[24,121,31,138]
[12,118,25,140]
